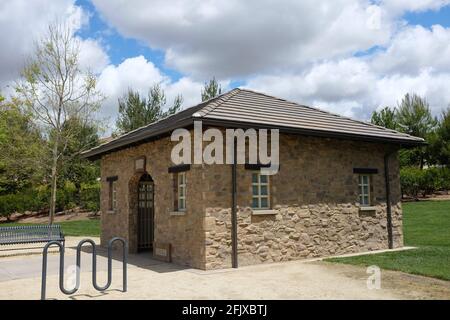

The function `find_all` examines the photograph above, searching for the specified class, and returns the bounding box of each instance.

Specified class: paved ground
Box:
[0,236,97,258]
[0,240,449,300]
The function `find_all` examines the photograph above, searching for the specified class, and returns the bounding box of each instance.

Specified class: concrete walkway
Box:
[0,236,99,258]
[0,247,449,300]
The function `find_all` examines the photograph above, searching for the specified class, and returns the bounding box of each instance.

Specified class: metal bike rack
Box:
[41,237,127,300]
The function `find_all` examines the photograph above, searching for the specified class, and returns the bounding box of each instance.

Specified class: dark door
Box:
[137,175,154,252]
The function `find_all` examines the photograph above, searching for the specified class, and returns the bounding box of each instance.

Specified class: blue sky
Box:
[404,5,450,28]
[75,0,183,81]
[2,0,450,130]
[75,0,450,85]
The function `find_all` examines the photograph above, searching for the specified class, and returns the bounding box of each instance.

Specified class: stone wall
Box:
[99,130,403,270]
[203,134,403,269]
[100,135,206,269]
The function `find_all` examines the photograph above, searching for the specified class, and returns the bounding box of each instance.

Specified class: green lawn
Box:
[0,219,100,237]
[327,200,450,280]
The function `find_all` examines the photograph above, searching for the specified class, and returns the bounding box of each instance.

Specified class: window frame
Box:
[177,171,186,211]
[109,180,118,211]
[251,171,270,210]
[358,174,371,207]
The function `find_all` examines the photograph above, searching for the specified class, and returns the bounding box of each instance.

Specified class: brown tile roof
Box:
[82,88,425,159]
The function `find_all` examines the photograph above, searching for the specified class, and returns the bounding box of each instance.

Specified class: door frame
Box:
[137,174,155,252]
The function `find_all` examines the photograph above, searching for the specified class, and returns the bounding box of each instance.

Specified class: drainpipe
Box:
[231,140,238,268]
[384,151,395,249]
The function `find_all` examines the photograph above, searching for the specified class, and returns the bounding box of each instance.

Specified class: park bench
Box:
[0,225,65,247]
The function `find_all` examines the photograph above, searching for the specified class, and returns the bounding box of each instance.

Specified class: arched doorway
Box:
[137,174,154,252]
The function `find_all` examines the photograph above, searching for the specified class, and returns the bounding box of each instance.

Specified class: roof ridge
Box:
[238,88,423,141]
[195,88,241,118]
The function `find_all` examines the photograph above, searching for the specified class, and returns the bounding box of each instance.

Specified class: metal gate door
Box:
[138,176,154,251]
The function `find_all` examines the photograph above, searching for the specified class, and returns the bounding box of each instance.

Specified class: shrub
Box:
[80,182,100,213]
[419,168,439,197]
[0,189,47,220]
[0,194,18,220]
[438,167,450,191]
[400,167,422,198]
[400,166,450,198]
[56,181,77,211]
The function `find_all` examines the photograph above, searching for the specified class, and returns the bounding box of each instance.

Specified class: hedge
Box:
[400,166,450,198]
[80,182,100,213]
[0,181,100,219]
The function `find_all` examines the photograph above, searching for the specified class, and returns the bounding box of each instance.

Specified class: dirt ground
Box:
[402,191,450,202]
[0,209,98,224]
[0,245,448,300]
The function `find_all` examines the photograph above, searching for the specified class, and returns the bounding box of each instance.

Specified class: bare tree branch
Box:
[14,21,104,223]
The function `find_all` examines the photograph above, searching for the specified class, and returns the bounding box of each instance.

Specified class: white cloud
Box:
[372,25,450,75]
[98,56,166,115]
[375,71,450,112]
[89,0,450,121]
[78,38,110,73]
[245,59,376,120]
[246,57,450,120]
[164,77,204,107]
[2,0,450,129]
[379,0,450,14]
[0,0,82,87]
[97,56,205,130]
[0,0,109,95]
[92,0,394,79]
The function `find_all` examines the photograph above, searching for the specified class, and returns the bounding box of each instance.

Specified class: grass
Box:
[327,200,450,281]
[0,219,100,237]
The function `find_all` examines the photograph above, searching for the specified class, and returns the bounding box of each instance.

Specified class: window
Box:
[175,172,186,211]
[252,172,270,209]
[358,175,370,206]
[109,180,117,211]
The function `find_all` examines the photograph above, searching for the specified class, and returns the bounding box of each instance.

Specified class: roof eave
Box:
[201,118,426,147]
[82,116,425,160]
[81,118,194,160]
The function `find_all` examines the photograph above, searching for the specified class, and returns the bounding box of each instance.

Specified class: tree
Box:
[15,23,103,223]
[0,97,46,194]
[429,108,450,166]
[201,77,222,102]
[115,84,182,134]
[371,107,397,130]
[396,94,436,138]
[396,93,437,169]
[57,117,100,200]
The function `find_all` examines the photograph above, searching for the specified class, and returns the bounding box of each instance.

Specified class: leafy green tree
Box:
[15,23,104,223]
[429,108,450,166]
[115,84,182,134]
[201,77,222,102]
[57,117,100,202]
[396,94,437,138]
[0,98,46,194]
[371,107,397,130]
[395,93,437,169]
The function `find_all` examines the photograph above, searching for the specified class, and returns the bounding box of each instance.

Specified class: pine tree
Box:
[201,77,222,101]
[116,84,182,134]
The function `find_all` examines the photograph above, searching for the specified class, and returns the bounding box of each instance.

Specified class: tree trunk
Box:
[49,140,59,225]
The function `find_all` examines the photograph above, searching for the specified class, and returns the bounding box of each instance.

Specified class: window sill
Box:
[252,209,277,215]
[359,206,377,212]
[170,211,186,216]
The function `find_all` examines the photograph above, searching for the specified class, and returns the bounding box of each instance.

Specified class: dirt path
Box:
[0,210,98,224]
[0,253,448,300]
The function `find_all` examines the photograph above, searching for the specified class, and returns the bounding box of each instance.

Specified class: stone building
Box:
[82,89,424,270]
